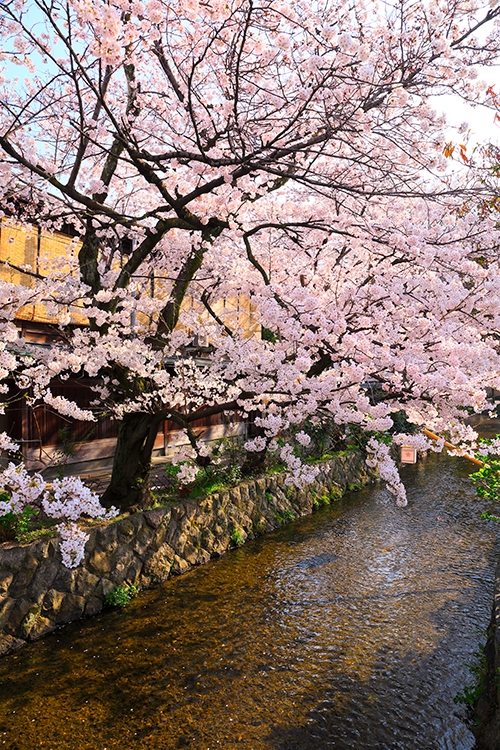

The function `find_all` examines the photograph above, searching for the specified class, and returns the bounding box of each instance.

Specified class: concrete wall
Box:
[0,452,372,657]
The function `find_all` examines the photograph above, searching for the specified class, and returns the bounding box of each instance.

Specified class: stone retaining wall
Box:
[474,556,500,749]
[0,452,372,657]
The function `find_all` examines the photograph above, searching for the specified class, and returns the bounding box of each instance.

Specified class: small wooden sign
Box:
[400,446,417,464]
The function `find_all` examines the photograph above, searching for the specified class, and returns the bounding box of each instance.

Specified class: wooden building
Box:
[0,219,256,472]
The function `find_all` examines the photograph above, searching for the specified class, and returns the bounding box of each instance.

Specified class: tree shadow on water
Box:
[262,572,490,750]
[263,641,474,750]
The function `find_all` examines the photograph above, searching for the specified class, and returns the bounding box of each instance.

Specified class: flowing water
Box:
[0,449,499,750]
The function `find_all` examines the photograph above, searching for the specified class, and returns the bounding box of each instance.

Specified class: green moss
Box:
[104,584,140,608]
[454,643,487,707]
[146,497,182,509]
[265,464,287,475]
[329,486,343,501]
[188,480,227,499]
[253,519,266,535]
[275,509,295,524]
[0,502,61,545]
[21,607,41,636]
[15,527,59,544]
[347,482,363,492]
[230,528,245,547]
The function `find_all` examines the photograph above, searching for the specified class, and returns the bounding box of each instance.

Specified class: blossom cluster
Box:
[176,463,199,484]
[57,522,90,568]
[42,476,117,522]
[392,433,444,453]
[0,460,117,568]
[0,463,46,514]
[477,438,500,457]
[279,445,320,489]
[365,438,408,507]
[244,436,267,452]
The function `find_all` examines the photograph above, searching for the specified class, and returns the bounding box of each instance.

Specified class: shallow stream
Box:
[0,448,499,749]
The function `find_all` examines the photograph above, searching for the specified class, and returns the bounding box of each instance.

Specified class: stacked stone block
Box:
[0,452,371,656]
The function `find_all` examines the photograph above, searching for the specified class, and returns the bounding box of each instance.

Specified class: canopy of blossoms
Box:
[0,0,499,516]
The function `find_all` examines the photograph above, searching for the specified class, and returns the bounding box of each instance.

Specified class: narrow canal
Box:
[0,449,499,750]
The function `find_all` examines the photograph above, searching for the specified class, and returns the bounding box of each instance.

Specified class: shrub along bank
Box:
[0,451,372,657]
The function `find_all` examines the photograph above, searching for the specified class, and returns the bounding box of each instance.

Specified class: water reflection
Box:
[0,450,498,749]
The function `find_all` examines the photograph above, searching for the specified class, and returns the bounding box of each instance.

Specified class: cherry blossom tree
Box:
[1,0,500,512]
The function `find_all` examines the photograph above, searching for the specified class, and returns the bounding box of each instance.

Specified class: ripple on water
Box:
[0,450,498,749]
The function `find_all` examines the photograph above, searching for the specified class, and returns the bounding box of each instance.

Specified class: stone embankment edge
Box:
[474,556,500,749]
[0,451,373,657]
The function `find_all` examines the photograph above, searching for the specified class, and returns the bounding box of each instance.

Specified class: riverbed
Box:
[0,449,498,749]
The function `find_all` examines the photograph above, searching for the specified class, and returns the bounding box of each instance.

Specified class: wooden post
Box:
[422,428,484,467]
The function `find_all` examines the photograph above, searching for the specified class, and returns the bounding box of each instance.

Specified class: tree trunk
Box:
[101,412,159,512]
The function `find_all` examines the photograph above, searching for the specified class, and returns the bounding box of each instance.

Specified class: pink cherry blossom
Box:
[0,1,499,508]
